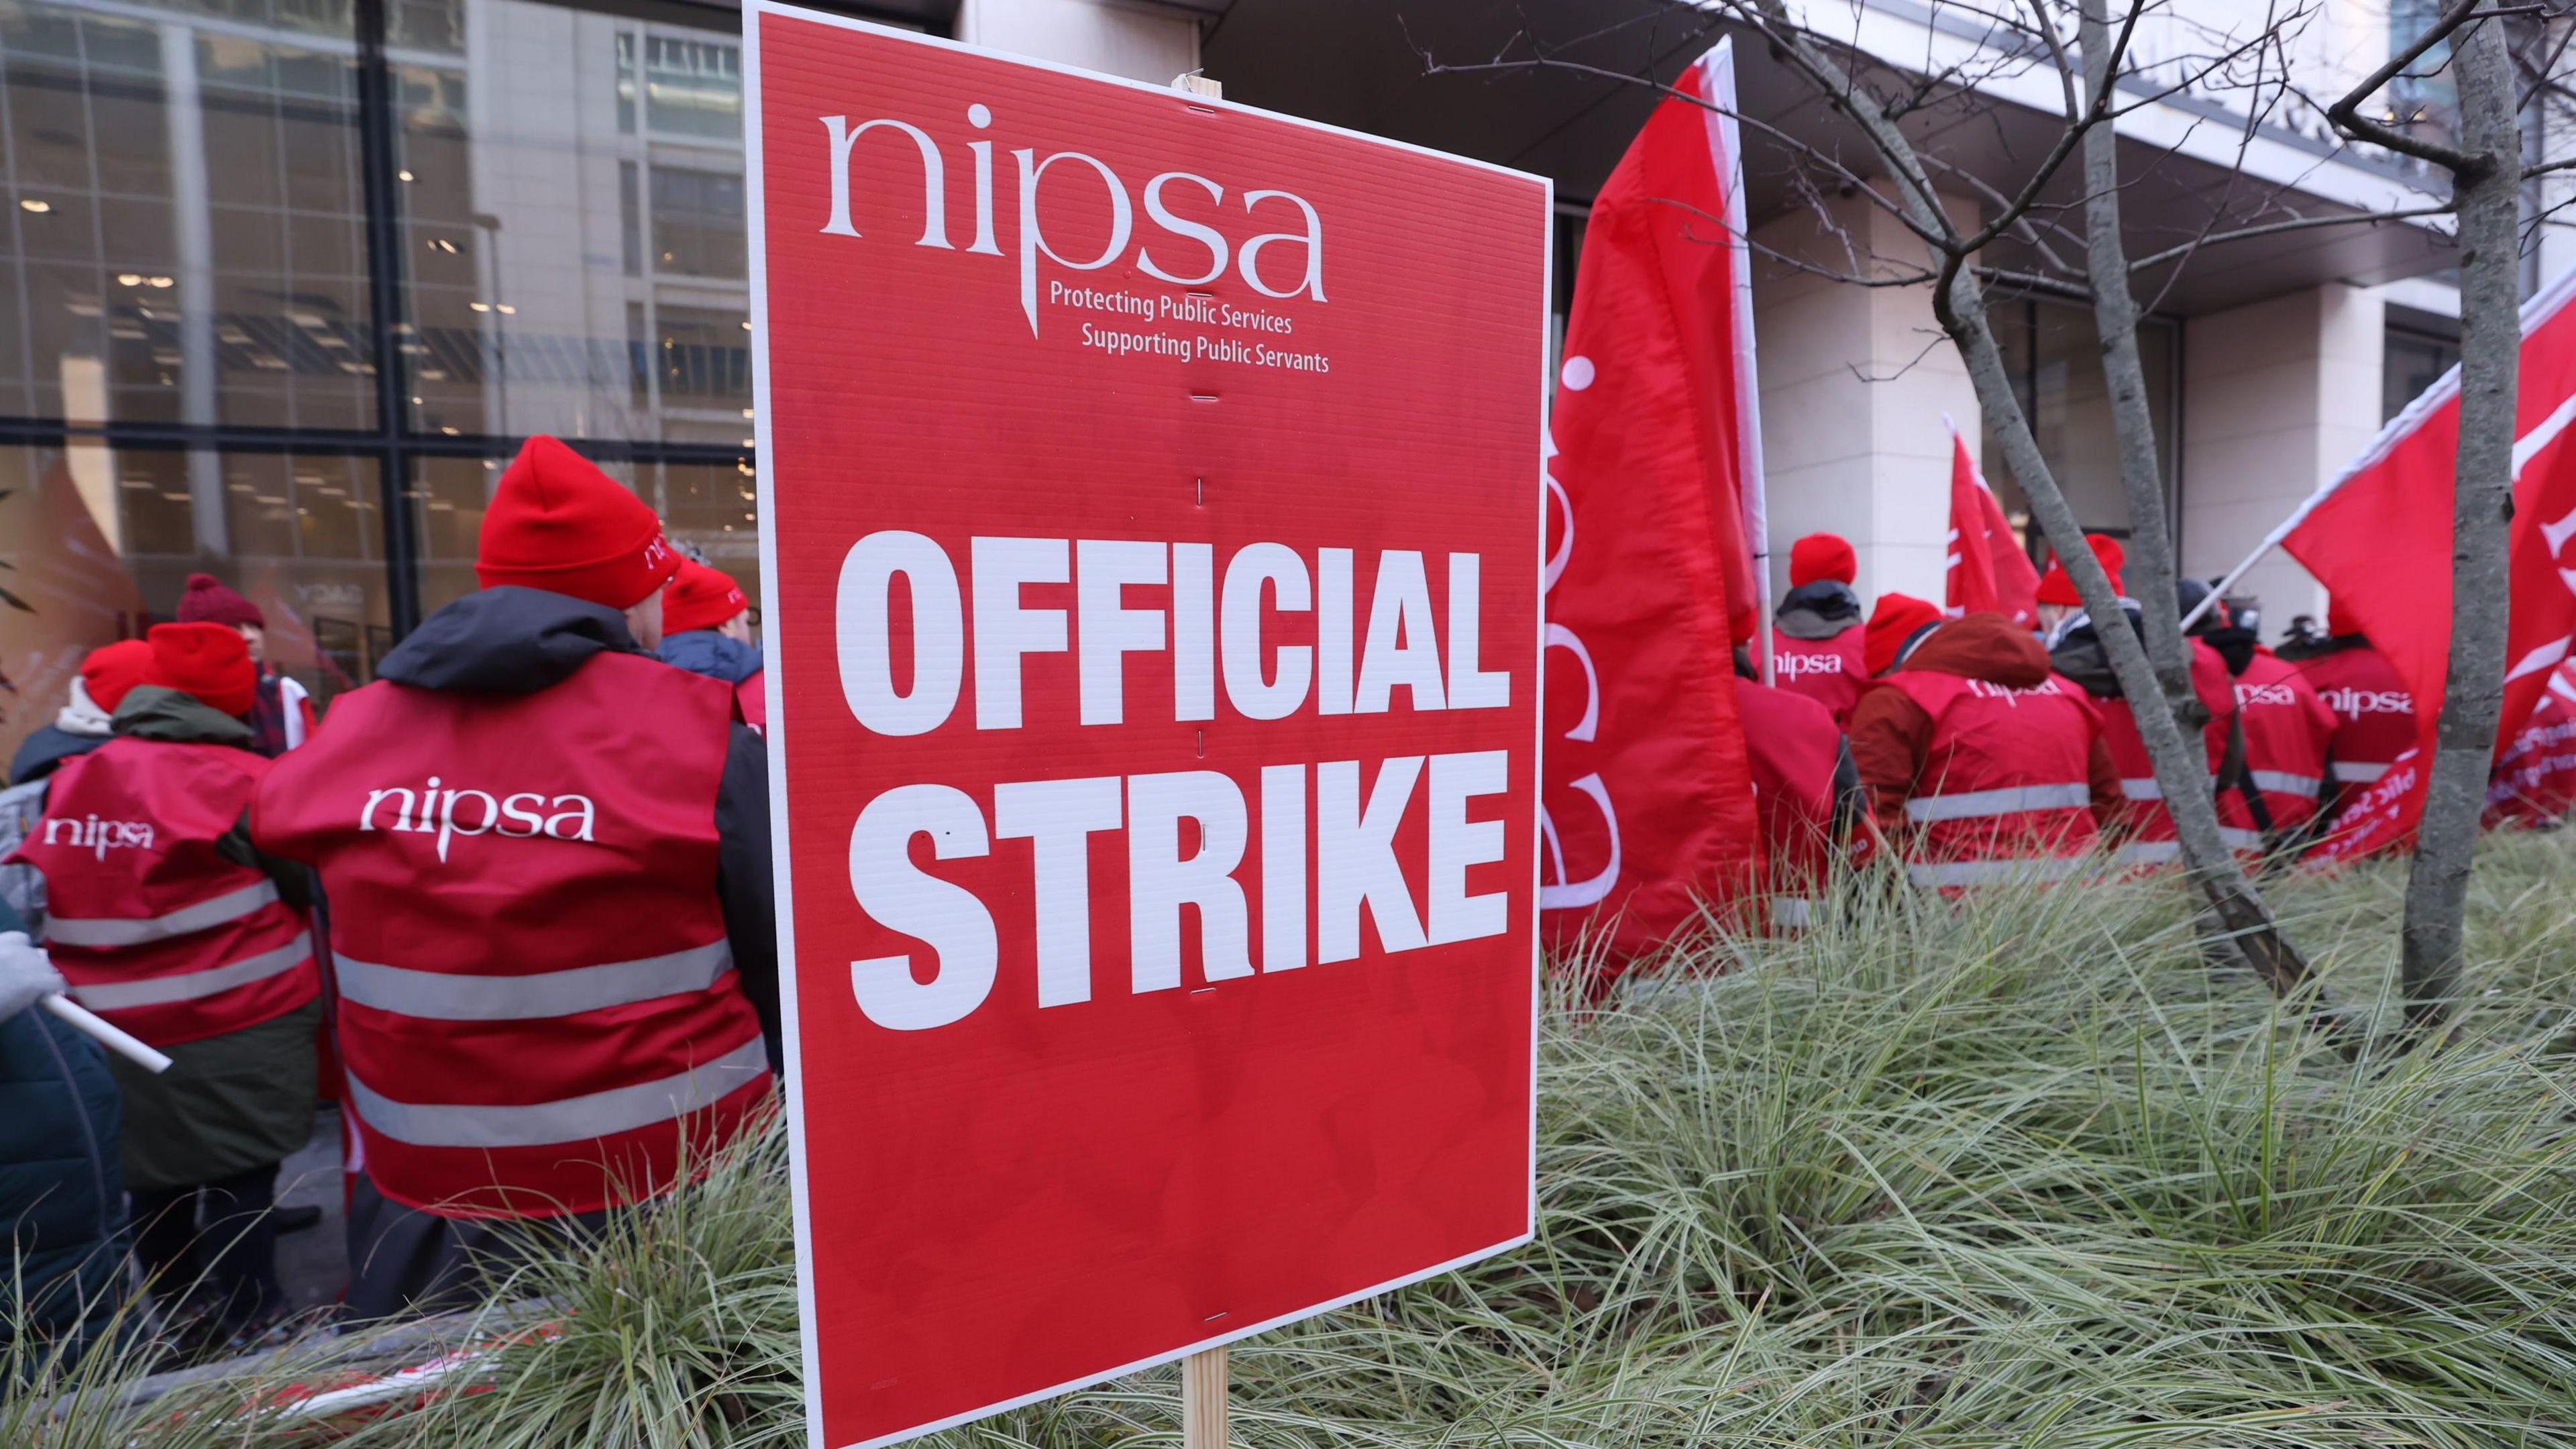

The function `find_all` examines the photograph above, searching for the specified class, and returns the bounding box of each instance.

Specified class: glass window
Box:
[392,0,747,445]
[0,0,372,429]
[0,441,393,770]
[411,452,757,623]
[2385,325,2459,420]
[1981,297,2180,552]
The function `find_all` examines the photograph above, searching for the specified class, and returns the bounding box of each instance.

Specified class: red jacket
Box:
[1735,676,1839,926]
[2085,639,2241,865]
[2220,649,2337,839]
[2290,640,2418,854]
[1770,626,1865,729]
[7,737,317,1046]
[736,669,766,733]
[1851,614,2114,886]
[254,647,769,1219]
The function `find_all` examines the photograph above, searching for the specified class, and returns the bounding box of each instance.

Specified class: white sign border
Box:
[741,7,1554,1445]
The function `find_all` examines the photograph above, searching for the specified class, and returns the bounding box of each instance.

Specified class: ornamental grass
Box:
[16,832,2576,1446]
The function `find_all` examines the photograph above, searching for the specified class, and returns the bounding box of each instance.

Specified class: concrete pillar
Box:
[955,0,1200,84]
[2178,283,2384,637]
[1750,192,1975,608]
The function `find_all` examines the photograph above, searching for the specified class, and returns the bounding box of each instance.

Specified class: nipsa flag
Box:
[1943,417,2039,627]
[1539,38,1764,960]
[2285,266,2576,861]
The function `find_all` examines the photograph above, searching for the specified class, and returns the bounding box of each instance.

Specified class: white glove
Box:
[0,931,67,1021]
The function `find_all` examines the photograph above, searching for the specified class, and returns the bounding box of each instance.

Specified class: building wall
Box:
[1750,192,1976,606]
[955,0,1199,84]
[2178,283,2386,633]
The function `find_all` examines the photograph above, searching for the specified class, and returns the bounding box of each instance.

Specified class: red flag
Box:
[1540,38,1763,961]
[2286,267,2576,860]
[1943,418,2040,627]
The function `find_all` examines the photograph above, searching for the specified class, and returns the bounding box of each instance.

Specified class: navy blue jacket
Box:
[0,898,127,1360]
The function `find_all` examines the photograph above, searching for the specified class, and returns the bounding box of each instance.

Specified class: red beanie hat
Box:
[1789,533,1858,588]
[79,639,154,714]
[175,572,264,629]
[144,622,257,718]
[662,559,750,635]
[1864,592,1945,677]
[2326,596,2364,639]
[2036,533,2126,606]
[474,436,679,609]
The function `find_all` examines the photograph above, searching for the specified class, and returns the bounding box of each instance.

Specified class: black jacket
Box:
[1776,580,1862,642]
[376,588,780,1063]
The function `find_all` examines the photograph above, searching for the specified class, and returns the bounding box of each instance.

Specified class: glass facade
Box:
[1981,296,2182,559]
[0,0,769,769]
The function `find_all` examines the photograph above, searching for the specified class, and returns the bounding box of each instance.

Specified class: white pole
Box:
[42,994,172,1074]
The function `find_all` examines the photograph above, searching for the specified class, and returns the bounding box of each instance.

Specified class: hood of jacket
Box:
[1900,611,2053,689]
[1776,580,1862,641]
[377,586,641,696]
[2047,606,2144,698]
[52,677,112,739]
[111,686,256,749]
[659,629,763,686]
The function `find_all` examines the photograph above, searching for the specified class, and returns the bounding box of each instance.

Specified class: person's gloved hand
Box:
[0,932,67,1021]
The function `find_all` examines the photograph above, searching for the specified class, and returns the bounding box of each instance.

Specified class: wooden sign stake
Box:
[1182,1344,1228,1449]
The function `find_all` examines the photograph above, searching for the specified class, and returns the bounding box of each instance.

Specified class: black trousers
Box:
[344,1172,608,1324]
[129,1162,282,1328]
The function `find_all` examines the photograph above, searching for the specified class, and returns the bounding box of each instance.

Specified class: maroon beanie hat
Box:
[144,622,258,718]
[474,436,679,610]
[662,559,750,635]
[175,572,264,629]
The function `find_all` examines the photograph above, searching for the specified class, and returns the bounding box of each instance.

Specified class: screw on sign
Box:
[741,9,1550,1447]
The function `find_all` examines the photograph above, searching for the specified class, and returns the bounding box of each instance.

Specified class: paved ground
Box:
[274,1104,350,1313]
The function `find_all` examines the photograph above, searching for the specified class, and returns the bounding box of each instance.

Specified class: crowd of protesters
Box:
[0,433,2557,1368]
[0,436,775,1365]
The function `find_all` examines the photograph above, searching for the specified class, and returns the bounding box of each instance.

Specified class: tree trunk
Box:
[2072,0,2308,991]
[2403,15,2521,1034]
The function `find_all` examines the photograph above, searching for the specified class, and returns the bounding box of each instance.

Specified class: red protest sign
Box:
[743,9,1549,1445]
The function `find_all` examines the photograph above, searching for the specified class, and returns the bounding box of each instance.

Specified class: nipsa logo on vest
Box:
[816,103,1325,339]
[361,778,598,862]
[1775,651,1845,680]
[40,815,154,860]
[2321,686,2413,716]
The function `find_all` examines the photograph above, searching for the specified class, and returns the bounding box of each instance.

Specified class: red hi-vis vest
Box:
[1735,678,1839,927]
[251,652,769,1219]
[5,739,316,1047]
[2094,640,2243,865]
[735,668,766,733]
[2292,642,2418,792]
[1876,670,2102,887]
[2220,650,2337,839]
[1771,627,1866,729]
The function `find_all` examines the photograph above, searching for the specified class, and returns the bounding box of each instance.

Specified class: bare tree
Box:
[2325,3,2528,1034]
[1424,0,2569,1017]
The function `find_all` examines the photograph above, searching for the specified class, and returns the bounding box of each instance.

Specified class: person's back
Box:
[1770,532,1866,727]
[2222,648,2338,844]
[250,436,775,1320]
[1851,610,2114,888]
[2290,636,2416,798]
[1733,672,1845,927]
[2051,619,2240,865]
[657,558,766,731]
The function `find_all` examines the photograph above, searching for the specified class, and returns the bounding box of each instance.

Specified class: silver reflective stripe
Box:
[2116,840,2182,865]
[1769,896,1815,928]
[335,941,733,1022]
[2219,826,2264,850]
[46,880,282,949]
[2250,770,2322,796]
[2336,761,2391,784]
[70,932,311,1011]
[1904,782,2091,823]
[2120,777,2162,801]
[345,1036,769,1149]
[1907,857,2087,887]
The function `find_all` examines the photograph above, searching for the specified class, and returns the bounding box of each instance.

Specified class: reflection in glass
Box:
[0,443,392,769]
[411,453,757,620]
[0,0,371,429]
[395,0,747,444]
